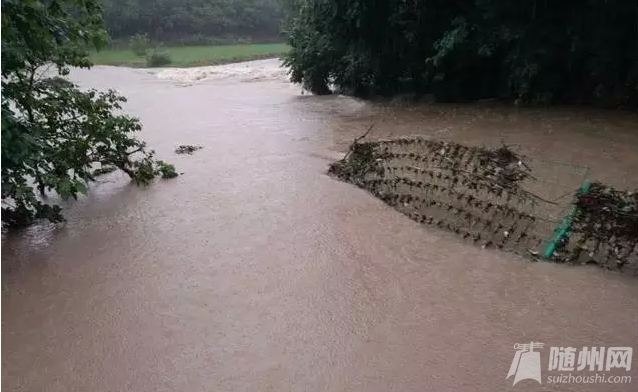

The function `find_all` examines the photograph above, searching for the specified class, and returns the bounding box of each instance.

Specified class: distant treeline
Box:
[101,0,282,44]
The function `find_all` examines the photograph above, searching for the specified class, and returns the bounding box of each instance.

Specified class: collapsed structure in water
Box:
[329,136,638,276]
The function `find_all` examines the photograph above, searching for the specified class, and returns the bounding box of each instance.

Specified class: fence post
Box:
[543,182,592,259]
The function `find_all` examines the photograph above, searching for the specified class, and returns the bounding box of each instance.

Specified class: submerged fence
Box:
[329,137,638,276]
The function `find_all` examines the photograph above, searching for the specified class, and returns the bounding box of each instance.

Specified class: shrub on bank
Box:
[146,50,172,67]
[129,33,150,56]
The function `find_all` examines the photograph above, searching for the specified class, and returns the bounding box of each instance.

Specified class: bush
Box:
[129,33,150,56]
[146,50,172,67]
[157,161,178,179]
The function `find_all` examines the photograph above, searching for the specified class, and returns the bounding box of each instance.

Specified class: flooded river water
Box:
[2,59,638,391]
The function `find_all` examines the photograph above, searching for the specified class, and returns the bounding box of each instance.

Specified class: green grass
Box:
[89,43,289,68]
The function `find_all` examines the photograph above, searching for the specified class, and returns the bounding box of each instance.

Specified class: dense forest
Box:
[283,0,638,107]
[101,0,282,43]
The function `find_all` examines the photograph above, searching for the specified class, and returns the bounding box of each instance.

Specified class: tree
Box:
[1,0,176,227]
[283,0,638,106]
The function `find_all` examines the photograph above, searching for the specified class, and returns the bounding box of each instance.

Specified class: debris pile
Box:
[476,146,532,191]
[328,142,386,185]
[557,183,638,274]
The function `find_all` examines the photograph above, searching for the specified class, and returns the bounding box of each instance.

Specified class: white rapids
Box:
[148,58,289,84]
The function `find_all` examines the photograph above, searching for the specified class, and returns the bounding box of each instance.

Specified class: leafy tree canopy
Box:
[283,0,638,107]
[1,0,176,227]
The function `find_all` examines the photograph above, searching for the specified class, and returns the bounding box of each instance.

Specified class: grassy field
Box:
[90,43,289,67]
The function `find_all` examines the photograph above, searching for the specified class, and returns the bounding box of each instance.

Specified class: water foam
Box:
[150,58,288,84]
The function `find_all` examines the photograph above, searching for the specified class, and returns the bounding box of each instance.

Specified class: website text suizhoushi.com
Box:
[547,373,632,384]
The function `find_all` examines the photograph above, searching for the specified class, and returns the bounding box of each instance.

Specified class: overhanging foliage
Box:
[1,0,176,226]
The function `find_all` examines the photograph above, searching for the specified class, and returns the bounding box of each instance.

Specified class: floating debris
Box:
[574,183,637,241]
[555,183,638,272]
[476,145,532,190]
[175,145,203,154]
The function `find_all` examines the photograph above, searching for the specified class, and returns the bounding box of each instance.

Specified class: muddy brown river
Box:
[2,59,638,391]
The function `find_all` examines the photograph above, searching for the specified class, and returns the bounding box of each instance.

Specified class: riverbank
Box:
[89,43,289,67]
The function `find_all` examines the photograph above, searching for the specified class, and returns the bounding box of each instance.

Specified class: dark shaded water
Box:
[2,60,637,391]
